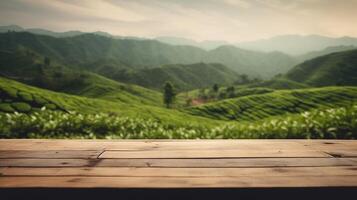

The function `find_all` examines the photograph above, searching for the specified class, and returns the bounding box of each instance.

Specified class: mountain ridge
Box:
[0,31,297,78]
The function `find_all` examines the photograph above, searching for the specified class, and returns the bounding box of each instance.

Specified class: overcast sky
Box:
[0,0,356,42]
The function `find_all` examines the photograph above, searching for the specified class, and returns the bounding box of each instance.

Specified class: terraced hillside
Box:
[286,49,357,86]
[248,78,309,89]
[184,87,357,121]
[0,77,220,126]
[0,49,162,106]
[1,77,356,139]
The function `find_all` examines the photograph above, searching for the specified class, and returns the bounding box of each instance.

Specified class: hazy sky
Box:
[0,0,357,42]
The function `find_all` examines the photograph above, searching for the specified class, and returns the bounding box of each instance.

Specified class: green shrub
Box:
[0,103,15,112]
[0,87,18,99]
[0,106,356,139]
[18,92,33,102]
[11,102,31,112]
[44,103,57,110]
[33,95,48,105]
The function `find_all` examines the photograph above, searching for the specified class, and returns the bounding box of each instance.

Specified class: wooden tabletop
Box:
[0,139,357,188]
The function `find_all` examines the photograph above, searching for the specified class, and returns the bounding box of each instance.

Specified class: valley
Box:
[0,27,356,139]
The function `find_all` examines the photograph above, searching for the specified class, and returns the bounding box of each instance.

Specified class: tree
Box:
[163,82,176,108]
[198,88,208,100]
[185,97,192,107]
[218,91,227,99]
[44,57,50,66]
[240,74,249,84]
[212,84,219,93]
[226,86,235,98]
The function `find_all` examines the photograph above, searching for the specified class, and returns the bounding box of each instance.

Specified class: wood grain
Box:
[0,139,356,188]
[1,167,357,177]
[1,176,357,188]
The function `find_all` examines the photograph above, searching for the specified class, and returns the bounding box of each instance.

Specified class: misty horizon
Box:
[1,0,357,43]
[2,23,357,44]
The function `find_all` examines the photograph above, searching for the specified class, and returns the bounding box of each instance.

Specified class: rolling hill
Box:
[0,48,162,106]
[286,49,357,87]
[184,87,357,121]
[103,63,241,91]
[297,45,356,62]
[248,78,309,90]
[0,77,221,127]
[0,32,297,78]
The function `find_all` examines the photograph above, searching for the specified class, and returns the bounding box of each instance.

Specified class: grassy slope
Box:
[175,78,307,107]
[248,78,310,90]
[184,87,357,121]
[1,77,356,139]
[113,63,240,91]
[0,49,162,106]
[297,45,356,62]
[0,77,221,126]
[286,49,357,86]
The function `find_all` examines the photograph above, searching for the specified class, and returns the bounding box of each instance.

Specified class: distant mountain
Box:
[0,25,85,38]
[205,46,297,78]
[0,25,24,32]
[0,25,145,40]
[155,36,229,50]
[0,32,297,78]
[237,35,357,55]
[297,45,356,62]
[286,49,357,86]
[107,63,241,91]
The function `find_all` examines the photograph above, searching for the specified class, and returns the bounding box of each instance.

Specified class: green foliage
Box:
[44,103,57,110]
[0,77,221,127]
[0,50,163,106]
[163,82,175,108]
[212,84,219,93]
[0,32,356,139]
[112,63,241,91]
[248,78,309,90]
[1,106,356,139]
[0,103,15,112]
[11,102,31,112]
[185,87,357,121]
[18,91,33,102]
[0,86,18,98]
[33,96,48,104]
[44,56,50,66]
[286,49,357,86]
[226,86,235,98]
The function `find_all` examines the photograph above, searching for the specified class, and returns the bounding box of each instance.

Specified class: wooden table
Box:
[0,139,357,199]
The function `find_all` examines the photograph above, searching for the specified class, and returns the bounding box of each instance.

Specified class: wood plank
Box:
[100,149,329,158]
[1,167,357,177]
[0,151,102,159]
[1,176,357,188]
[298,140,357,157]
[0,140,110,151]
[1,158,357,167]
[104,140,307,151]
[0,140,328,151]
[1,140,355,157]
